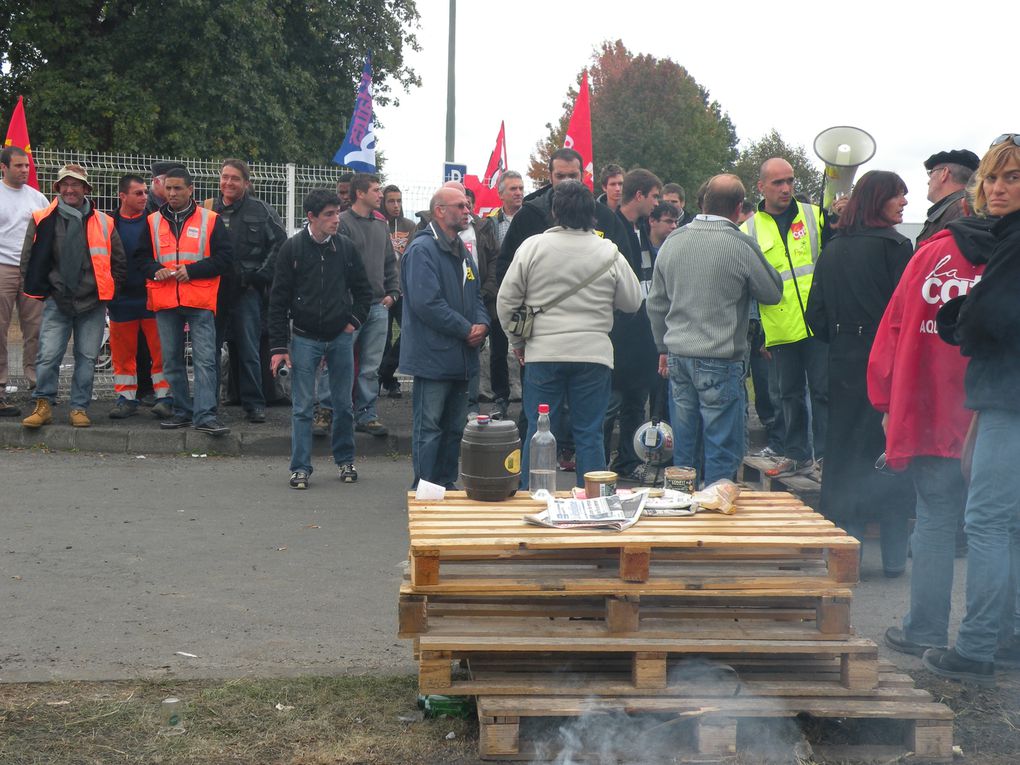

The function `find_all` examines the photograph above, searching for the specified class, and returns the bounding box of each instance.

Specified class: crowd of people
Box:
[2,134,1019,685]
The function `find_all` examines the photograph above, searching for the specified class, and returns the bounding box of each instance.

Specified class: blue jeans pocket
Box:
[694,359,740,407]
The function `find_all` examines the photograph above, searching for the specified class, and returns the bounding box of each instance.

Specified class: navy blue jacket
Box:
[399,222,489,380]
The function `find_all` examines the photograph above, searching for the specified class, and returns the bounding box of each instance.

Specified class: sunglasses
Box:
[991,134,1020,148]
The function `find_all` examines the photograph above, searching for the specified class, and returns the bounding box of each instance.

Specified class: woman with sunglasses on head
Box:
[805,171,916,577]
[924,135,1020,686]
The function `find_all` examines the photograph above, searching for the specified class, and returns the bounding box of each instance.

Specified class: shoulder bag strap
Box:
[535,256,617,314]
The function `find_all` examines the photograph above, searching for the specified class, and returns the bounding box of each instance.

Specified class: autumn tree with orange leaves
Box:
[529,41,738,203]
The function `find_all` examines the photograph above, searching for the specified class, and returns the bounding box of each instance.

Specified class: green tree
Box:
[529,40,738,198]
[0,1,420,164]
[732,129,824,207]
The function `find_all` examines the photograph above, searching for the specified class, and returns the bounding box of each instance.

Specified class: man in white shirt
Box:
[0,146,48,415]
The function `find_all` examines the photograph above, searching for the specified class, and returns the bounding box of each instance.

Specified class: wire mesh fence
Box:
[7,148,530,390]
[32,148,443,234]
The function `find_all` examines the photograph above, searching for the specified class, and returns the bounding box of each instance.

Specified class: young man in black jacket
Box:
[269,190,372,489]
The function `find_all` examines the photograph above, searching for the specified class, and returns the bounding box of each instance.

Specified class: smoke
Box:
[524,659,814,764]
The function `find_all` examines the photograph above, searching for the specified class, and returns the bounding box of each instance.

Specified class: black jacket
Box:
[211,194,287,297]
[937,210,1020,412]
[268,228,373,351]
[806,226,912,342]
[611,208,658,389]
[494,184,630,284]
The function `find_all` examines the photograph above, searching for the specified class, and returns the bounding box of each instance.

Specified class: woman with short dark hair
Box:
[805,171,915,576]
[496,181,641,488]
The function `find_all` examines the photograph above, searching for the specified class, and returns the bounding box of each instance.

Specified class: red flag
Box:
[563,71,593,190]
[482,121,507,189]
[4,96,39,190]
[463,174,501,217]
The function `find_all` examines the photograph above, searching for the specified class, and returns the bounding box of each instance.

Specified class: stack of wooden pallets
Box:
[399,490,953,762]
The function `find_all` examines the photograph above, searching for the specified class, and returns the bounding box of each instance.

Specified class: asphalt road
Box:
[0,449,967,683]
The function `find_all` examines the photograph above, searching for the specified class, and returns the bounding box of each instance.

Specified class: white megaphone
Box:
[813,126,876,210]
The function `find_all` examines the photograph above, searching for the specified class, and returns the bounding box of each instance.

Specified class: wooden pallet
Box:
[399,588,855,638]
[418,629,880,693]
[407,491,858,589]
[476,683,954,761]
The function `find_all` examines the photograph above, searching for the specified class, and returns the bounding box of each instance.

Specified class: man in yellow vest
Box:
[20,164,127,428]
[134,166,234,436]
[741,158,836,477]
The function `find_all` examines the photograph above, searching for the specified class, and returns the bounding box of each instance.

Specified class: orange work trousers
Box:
[110,318,169,400]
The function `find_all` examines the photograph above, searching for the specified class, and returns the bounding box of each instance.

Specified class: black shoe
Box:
[995,635,1020,668]
[884,626,939,658]
[151,399,174,419]
[137,392,157,407]
[922,647,995,687]
[247,407,267,423]
[194,419,230,436]
[160,414,192,429]
[108,399,140,419]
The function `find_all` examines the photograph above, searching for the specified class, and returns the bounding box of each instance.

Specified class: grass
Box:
[0,675,477,764]
[3,670,1019,763]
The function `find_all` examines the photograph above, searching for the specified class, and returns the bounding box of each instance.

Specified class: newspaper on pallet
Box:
[524,489,649,531]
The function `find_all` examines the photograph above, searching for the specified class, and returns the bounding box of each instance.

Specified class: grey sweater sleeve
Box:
[744,234,783,305]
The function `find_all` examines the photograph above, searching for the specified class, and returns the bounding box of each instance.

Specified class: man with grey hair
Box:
[648,174,782,484]
[917,149,979,245]
[400,186,489,488]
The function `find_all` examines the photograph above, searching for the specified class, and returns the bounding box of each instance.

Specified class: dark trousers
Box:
[136,328,154,398]
[604,383,649,475]
[379,298,402,389]
[772,336,828,461]
[749,348,783,452]
[488,318,511,404]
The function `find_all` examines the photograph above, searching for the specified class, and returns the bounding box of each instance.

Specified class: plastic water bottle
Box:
[529,403,557,497]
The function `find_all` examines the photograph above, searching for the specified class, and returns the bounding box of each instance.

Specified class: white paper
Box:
[415,479,446,501]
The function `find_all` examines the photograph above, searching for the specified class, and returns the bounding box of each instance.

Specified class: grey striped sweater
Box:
[646,218,782,361]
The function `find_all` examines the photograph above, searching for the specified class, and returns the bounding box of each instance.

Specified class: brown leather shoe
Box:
[22,399,52,429]
[69,408,91,428]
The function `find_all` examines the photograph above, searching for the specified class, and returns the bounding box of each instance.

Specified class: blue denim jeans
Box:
[289,331,355,474]
[667,354,745,485]
[156,307,218,426]
[221,286,265,412]
[956,409,1020,663]
[901,456,967,648]
[33,299,106,410]
[522,361,612,489]
[412,377,468,488]
[352,302,388,425]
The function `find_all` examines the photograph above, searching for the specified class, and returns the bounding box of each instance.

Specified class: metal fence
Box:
[8,149,529,391]
[32,148,443,234]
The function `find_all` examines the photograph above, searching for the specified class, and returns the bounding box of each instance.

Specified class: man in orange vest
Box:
[20,164,127,428]
[134,166,234,435]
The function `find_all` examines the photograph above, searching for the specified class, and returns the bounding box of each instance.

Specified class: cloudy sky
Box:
[375,0,1005,222]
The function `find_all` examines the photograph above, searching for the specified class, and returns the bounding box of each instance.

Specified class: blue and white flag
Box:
[333,53,376,172]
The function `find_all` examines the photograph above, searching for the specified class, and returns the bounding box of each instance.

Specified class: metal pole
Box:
[285,163,297,236]
[445,0,456,163]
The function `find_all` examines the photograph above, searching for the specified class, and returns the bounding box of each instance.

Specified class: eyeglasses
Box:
[926,166,945,178]
[438,202,470,210]
[991,134,1020,148]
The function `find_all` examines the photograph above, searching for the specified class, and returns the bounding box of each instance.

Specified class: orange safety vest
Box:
[145,206,220,313]
[31,199,116,301]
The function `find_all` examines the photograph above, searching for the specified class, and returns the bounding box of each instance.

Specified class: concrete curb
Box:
[0,420,412,458]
